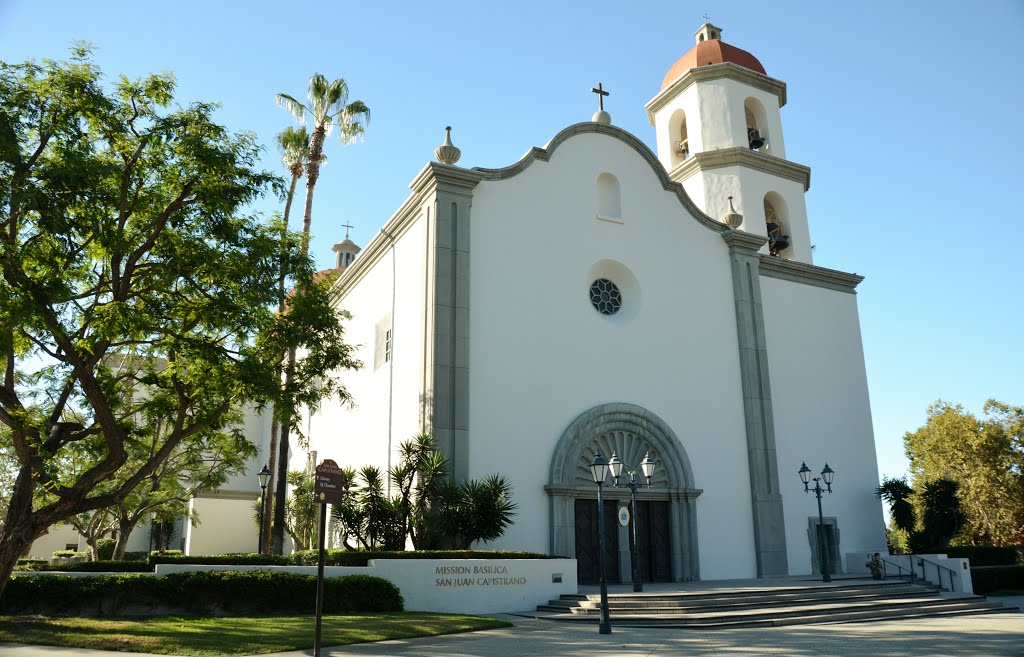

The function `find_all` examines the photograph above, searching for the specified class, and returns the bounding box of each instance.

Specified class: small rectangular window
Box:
[374,315,393,370]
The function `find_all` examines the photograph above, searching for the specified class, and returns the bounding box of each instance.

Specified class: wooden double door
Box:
[575,498,672,584]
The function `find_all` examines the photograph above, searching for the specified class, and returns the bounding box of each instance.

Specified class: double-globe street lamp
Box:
[799,461,835,583]
[256,464,271,554]
[589,453,613,635]
[608,451,656,593]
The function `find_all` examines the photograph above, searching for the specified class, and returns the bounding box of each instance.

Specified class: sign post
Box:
[313,459,344,657]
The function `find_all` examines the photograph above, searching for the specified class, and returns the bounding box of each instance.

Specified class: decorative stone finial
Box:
[722,196,743,229]
[592,110,611,125]
[435,126,461,165]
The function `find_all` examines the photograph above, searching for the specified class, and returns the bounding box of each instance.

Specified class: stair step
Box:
[537,581,1018,629]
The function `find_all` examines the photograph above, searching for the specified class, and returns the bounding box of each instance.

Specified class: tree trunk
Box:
[271,128,322,554]
[0,467,46,598]
[112,516,136,562]
[271,348,297,555]
[263,172,299,556]
[262,416,279,555]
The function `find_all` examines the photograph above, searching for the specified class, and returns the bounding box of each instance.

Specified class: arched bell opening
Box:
[764,192,791,257]
[668,109,689,165]
[546,403,702,583]
[745,97,769,152]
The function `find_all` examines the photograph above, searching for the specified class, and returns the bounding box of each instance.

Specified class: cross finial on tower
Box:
[591,82,609,112]
[342,222,353,240]
[702,12,711,22]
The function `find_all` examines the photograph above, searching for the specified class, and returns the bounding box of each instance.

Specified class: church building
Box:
[295,23,886,583]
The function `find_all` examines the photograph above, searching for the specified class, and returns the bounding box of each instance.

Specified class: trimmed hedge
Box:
[2,571,403,615]
[149,553,292,567]
[54,561,153,572]
[151,549,552,568]
[971,565,1024,595]
[944,546,1022,567]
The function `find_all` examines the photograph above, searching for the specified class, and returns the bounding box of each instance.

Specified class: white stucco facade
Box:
[181,22,886,583]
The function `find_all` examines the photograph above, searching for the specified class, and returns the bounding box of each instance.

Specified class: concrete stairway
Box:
[536,581,1018,628]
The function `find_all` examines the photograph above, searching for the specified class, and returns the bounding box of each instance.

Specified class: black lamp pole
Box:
[799,461,835,583]
[608,451,656,593]
[257,464,271,555]
[589,453,612,635]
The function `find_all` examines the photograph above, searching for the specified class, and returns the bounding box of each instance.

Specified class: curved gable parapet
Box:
[472,122,727,234]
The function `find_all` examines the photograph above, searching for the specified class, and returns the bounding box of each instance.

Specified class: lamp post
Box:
[799,461,835,583]
[589,452,612,635]
[256,464,271,555]
[608,451,656,592]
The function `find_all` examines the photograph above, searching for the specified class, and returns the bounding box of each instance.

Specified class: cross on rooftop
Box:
[342,222,353,239]
[591,83,609,112]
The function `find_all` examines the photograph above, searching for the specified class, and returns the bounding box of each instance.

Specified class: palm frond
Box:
[276,126,310,169]
[275,93,308,123]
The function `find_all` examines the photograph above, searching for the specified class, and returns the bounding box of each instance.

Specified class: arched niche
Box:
[546,402,702,581]
[596,172,622,220]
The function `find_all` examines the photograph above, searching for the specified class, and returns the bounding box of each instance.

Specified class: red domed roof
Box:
[661,39,766,90]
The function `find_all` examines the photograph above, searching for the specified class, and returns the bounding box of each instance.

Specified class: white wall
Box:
[303,208,430,498]
[468,130,758,580]
[184,496,260,555]
[26,524,82,559]
[760,276,886,576]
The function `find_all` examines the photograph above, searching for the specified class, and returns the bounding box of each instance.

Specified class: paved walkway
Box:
[1,579,1020,657]
[2,608,1022,657]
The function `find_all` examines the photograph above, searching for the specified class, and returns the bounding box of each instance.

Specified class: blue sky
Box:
[2,0,1021,485]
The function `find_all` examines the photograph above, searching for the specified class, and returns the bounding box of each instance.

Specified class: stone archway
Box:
[545,402,702,582]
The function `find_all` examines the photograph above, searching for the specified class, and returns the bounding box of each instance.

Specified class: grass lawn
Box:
[0,612,512,656]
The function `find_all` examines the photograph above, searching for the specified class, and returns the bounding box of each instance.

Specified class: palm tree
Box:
[877,476,916,534]
[276,73,369,259]
[260,126,310,554]
[268,75,368,553]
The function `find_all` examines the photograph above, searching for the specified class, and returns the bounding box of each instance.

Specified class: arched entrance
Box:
[546,403,702,583]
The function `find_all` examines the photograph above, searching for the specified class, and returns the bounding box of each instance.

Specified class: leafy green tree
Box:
[0,49,355,597]
[270,74,369,554]
[904,400,1024,546]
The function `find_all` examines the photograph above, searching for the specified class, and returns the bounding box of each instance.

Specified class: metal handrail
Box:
[879,557,916,582]
[916,555,959,592]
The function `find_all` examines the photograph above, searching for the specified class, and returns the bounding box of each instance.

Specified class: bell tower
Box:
[645,23,813,263]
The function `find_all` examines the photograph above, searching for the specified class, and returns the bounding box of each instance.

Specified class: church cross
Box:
[702,12,711,22]
[342,222,353,239]
[591,83,609,112]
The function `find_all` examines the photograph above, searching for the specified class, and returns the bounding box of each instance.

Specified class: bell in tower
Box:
[645,22,814,264]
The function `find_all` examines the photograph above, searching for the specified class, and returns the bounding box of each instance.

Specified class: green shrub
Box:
[13,560,48,572]
[96,538,116,561]
[944,546,1022,566]
[971,565,1024,595]
[149,553,291,567]
[51,550,88,559]
[1,571,403,615]
[150,549,182,556]
[291,549,553,567]
[123,551,150,562]
[60,561,153,573]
